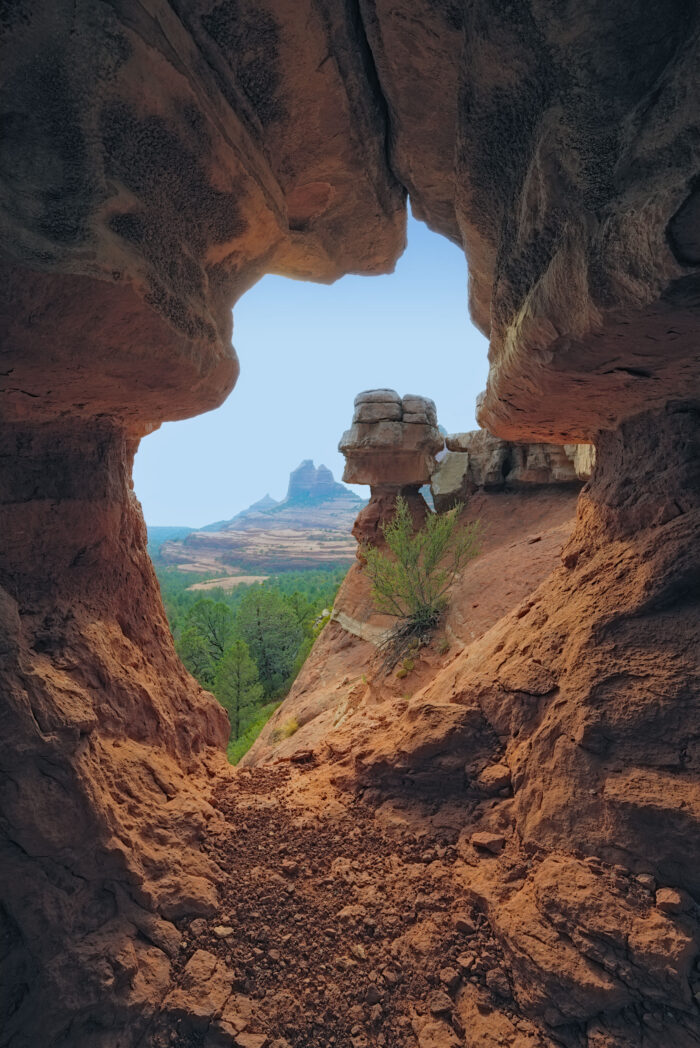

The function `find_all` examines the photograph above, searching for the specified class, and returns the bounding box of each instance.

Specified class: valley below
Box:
[156,461,362,575]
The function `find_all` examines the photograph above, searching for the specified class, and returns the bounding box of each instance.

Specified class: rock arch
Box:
[1,3,699,1044]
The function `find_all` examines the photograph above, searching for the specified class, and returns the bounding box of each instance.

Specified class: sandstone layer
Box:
[431,430,594,512]
[1,2,699,1046]
[242,403,700,1047]
[361,0,700,440]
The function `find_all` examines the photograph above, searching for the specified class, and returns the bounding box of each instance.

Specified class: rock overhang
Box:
[1,2,699,441]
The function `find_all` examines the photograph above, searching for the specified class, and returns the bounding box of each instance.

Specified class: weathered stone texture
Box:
[431,430,594,510]
[1,2,699,1044]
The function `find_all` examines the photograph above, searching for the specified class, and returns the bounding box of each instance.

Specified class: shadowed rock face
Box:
[431,430,594,511]
[363,0,700,440]
[1,2,700,1045]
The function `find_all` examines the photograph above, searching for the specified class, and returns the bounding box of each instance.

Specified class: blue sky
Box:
[134,215,489,526]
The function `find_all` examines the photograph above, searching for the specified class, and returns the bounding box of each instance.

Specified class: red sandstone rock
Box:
[338,389,443,555]
[471,832,506,854]
[476,763,512,795]
[432,430,594,511]
[1,5,699,1047]
[656,887,694,915]
[339,391,443,489]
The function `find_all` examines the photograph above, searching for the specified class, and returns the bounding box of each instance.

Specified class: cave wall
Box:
[1,1,699,1045]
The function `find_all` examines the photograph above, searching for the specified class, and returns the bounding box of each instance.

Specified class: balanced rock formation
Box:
[339,389,443,547]
[431,430,595,511]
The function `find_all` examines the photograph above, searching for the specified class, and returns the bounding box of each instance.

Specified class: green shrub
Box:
[227,701,281,765]
[363,496,479,663]
[271,716,299,743]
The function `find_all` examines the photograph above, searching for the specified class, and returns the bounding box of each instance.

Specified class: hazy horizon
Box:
[134,214,489,527]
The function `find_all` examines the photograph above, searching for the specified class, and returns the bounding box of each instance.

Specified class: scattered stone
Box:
[280,859,299,877]
[337,904,366,922]
[472,831,506,854]
[189,918,207,936]
[235,1034,268,1048]
[453,913,477,934]
[485,968,511,998]
[456,952,474,973]
[476,763,511,794]
[636,873,656,891]
[439,966,460,992]
[213,925,235,939]
[656,887,694,914]
[428,990,453,1017]
[365,983,381,1005]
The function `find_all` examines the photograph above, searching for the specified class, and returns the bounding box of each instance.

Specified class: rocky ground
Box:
[244,487,579,767]
[155,763,550,1048]
[152,750,700,1048]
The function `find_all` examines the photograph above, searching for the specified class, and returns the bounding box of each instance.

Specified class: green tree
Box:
[364,496,480,634]
[214,639,265,739]
[286,590,316,632]
[176,625,216,687]
[236,588,304,697]
[184,599,236,660]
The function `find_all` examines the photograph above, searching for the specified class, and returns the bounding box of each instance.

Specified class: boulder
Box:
[432,430,595,510]
[339,391,443,489]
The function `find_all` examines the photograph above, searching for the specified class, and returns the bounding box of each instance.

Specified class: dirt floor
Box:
[162,763,553,1048]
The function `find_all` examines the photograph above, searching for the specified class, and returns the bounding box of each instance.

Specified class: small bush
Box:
[363,496,480,666]
[395,667,408,679]
[271,716,299,743]
[438,636,450,655]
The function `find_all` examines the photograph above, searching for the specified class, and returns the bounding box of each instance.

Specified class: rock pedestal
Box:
[339,390,443,547]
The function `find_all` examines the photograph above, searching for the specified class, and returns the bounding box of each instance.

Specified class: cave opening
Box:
[2,2,700,1043]
[133,213,489,529]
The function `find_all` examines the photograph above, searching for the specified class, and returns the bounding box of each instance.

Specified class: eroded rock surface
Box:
[242,403,700,1047]
[0,421,231,1045]
[1,2,699,1045]
[431,430,594,511]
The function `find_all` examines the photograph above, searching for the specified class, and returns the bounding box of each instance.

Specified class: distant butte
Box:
[159,461,364,572]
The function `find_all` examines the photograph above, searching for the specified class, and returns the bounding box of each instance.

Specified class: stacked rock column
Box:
[338,389,444,548]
